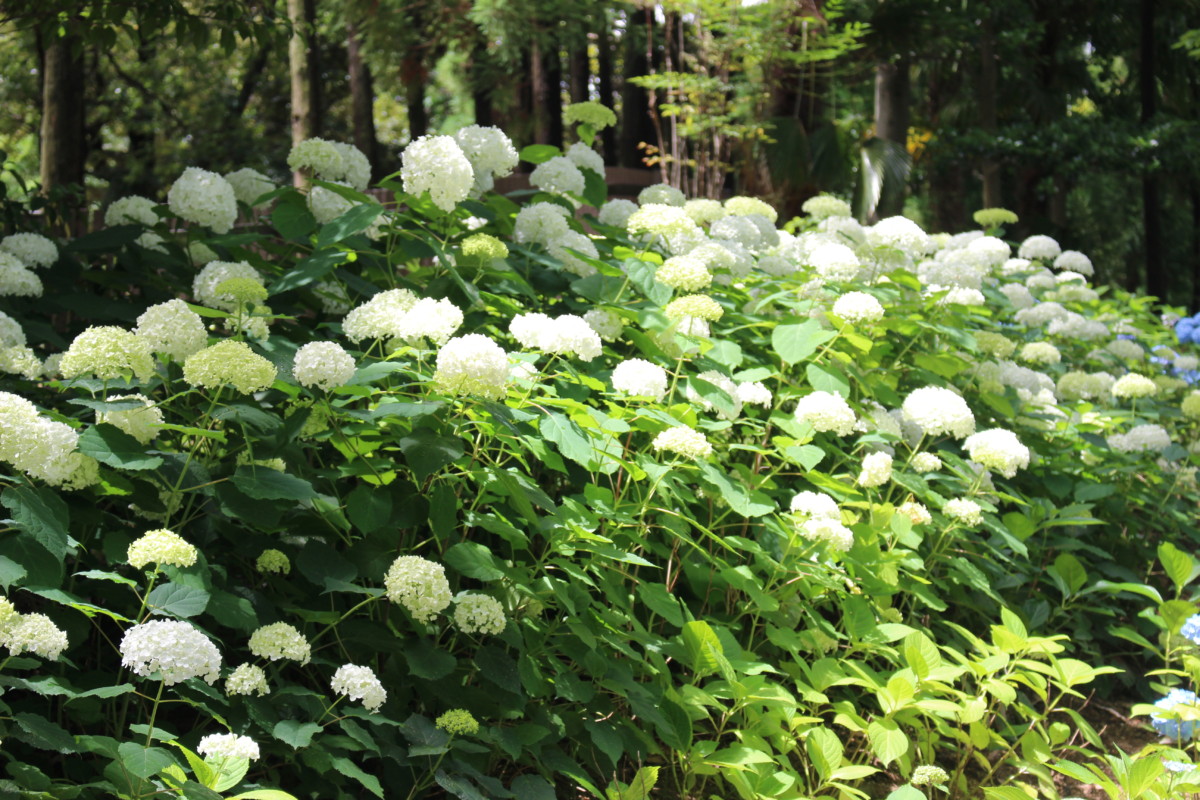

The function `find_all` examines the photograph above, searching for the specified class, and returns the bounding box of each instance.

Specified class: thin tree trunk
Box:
[546,45,564,146]
[470,35,493,127]
[873,56,910,219]
[346,17,378,179]
[569,39,589,104]
[1141,0,1165,299]
[979,17,1001,209]
[288,0,319,185]
[233,45,271,118]
[597,18,615,162]
[39,29,87,194]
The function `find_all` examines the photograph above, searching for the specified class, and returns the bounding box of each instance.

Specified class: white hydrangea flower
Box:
[314,281,351,315]
[453,593,506,635]
[867,216,930,256]
[652,425,713,459]
[598,199,638,228]
[832,291,884,324]
[0,345,42,379]
[656,255,712,291]
[1018,235,1061,261]
[454,125,518,193]
[384,556,452,622]
[530,156,586,196]
[1000,283,1036,310]
[433,334,510,399]
[105,195,160,227]
[902,387,975,439]
[224,168,275,207]
[1019,341,1061,366]
[59,326,154,381]
[1,612,69,660]
[856,451,893,488]
[508,313,602,361]
[910,452,942,473]
[793,391,856,435]
[331,141,372,191]
[611,358,668,400]
[684,198,726,225]
[307,182,354,224]
[687,370,742,420]
[120,620,221,685]
[565,142,604,175]
[198,733,260,762]
[548,230,600,277]
[584,308,623,342]
[638,183,686,207]
[963,429,1030,478]
[736,381,772,408]
[514,202,572,245]
[192,261,264,312]
[226,663,269,697]
[965,235,1011,269]
[802,195,852,219]
[293,342,356,390]
[808,242,860,282]
[724,196,778,223]
[248,622,311,665]
[288,137,344,178]
[4,416,83,486]
[98,394,162,444]
[943,498,983,526]
[0,233,58,268]
[1054,250,1094,276]
[1111,373,1157,399]
[898,501,932,525]
[798,517,855,551]
[790,490,840,519]
[1107,423,1171,453]
[0,310,24,349]
[0,254,43,297]
[711,215,766,251]
[1106,339,1145,361]
[135,299,208,361]
[128,529,197,569]
[401,135,474,212]
[168,167,237,234]
[331,664,386,712]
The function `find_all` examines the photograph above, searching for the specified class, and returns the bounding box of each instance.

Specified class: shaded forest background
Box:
[1,0,1199,304]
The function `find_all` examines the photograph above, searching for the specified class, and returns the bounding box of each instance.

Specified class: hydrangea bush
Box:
[0,109,1198,800]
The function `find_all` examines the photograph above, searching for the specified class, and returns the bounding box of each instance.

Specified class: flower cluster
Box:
[120,620,221,685]
[226,663,270,697]
[652,425,713,459]
[432,334,510,400]
[401,135,474,212]
[331,664,387,712]
[128,529,198,570]
[248,622,311,665]
[453,594,507,635]
[168,167,237,233]
[198,733,260,761]
[963,429,1030,479]
[789,491,853,550]
[293,342,356,390]
[60,326,155,381]
[384,556,452,622]
[436,709,481,736]
[611,358,669,400]
[509,313,602,361]
[135,299,208,361]
[183,341,277,394]
[794,391,857,436]
[0,599,69,661]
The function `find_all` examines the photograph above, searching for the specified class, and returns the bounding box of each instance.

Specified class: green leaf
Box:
[1,486,69,560]
[78,424,163,470]
[637,583,684,627]
[1050,553,1087,596]
[772,319,835,364]
[624,259,673,306]
[228,792,301,800]
[0,555,27,589]
[867,718,908,766]
[806,727,843,782]
[315,203,384,248]
[509,776,556,800]
[582,168,608,207]
[268,251,347,296]
[346,484,392,534]
[783,444,825,471]
[444,542,505,582]
[182,782,223,800]
[15,713,78,752]
[330,756,384,798]
[697,462,774,517]
[520,144,562,164]
[272,195,316,241]
[209,756,250,792]
[146,583,210,618]
[1159,541,1194,594]
[902,632,941,679]
[399,427,466,482]
[885,787,927,800]
[539,411,619,474]
[232,466,316,501]
[982,789,1040,800]
[681,620,733,679]
[273,720,321,749]
[405,637,458,680]
[116,743,174,778]
[806,363,850,396]
[613,766,658,800]
[435,771,487,800]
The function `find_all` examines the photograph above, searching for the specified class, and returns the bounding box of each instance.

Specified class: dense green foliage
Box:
[2,114,1200,800]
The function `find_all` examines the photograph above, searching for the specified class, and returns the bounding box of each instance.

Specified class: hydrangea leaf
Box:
[78,424,164,471]
[1,485,69,560]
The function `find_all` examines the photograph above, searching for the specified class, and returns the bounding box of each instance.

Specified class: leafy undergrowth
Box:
[1,113,1199,800]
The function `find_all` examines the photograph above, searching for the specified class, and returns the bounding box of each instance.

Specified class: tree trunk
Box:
[288,0,320,185]
[530,39,563,146]
[39,29,87,194]
[547,44,564,147]
[470,36,493,127]
[346,17,378,180]
[597,18,616,162]
[979,17,1001,209]
[569,39,589,104]
[873,57,910,218]
[1141,0,1165,299]
[619,8,656,169]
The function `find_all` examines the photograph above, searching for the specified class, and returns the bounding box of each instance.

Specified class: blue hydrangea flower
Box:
[1164,759,1196,773]
[1182,615,1200,645]
[1152,688,1200,740]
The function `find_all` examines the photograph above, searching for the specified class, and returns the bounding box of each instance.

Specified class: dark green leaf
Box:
[269,250,348,296]
[1,486,69,559]
[78,424,163,470]
[406,638,458,680]
[315,204,384,249]
[520,144,562,164]
[146,583,210,618]
[15,713,78,753]
[399,428,465,482]
[444,542,505,581]
[272,196,316,241]
[232,466,317,501]
[116,743,174,779]
[273,720,321,749]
